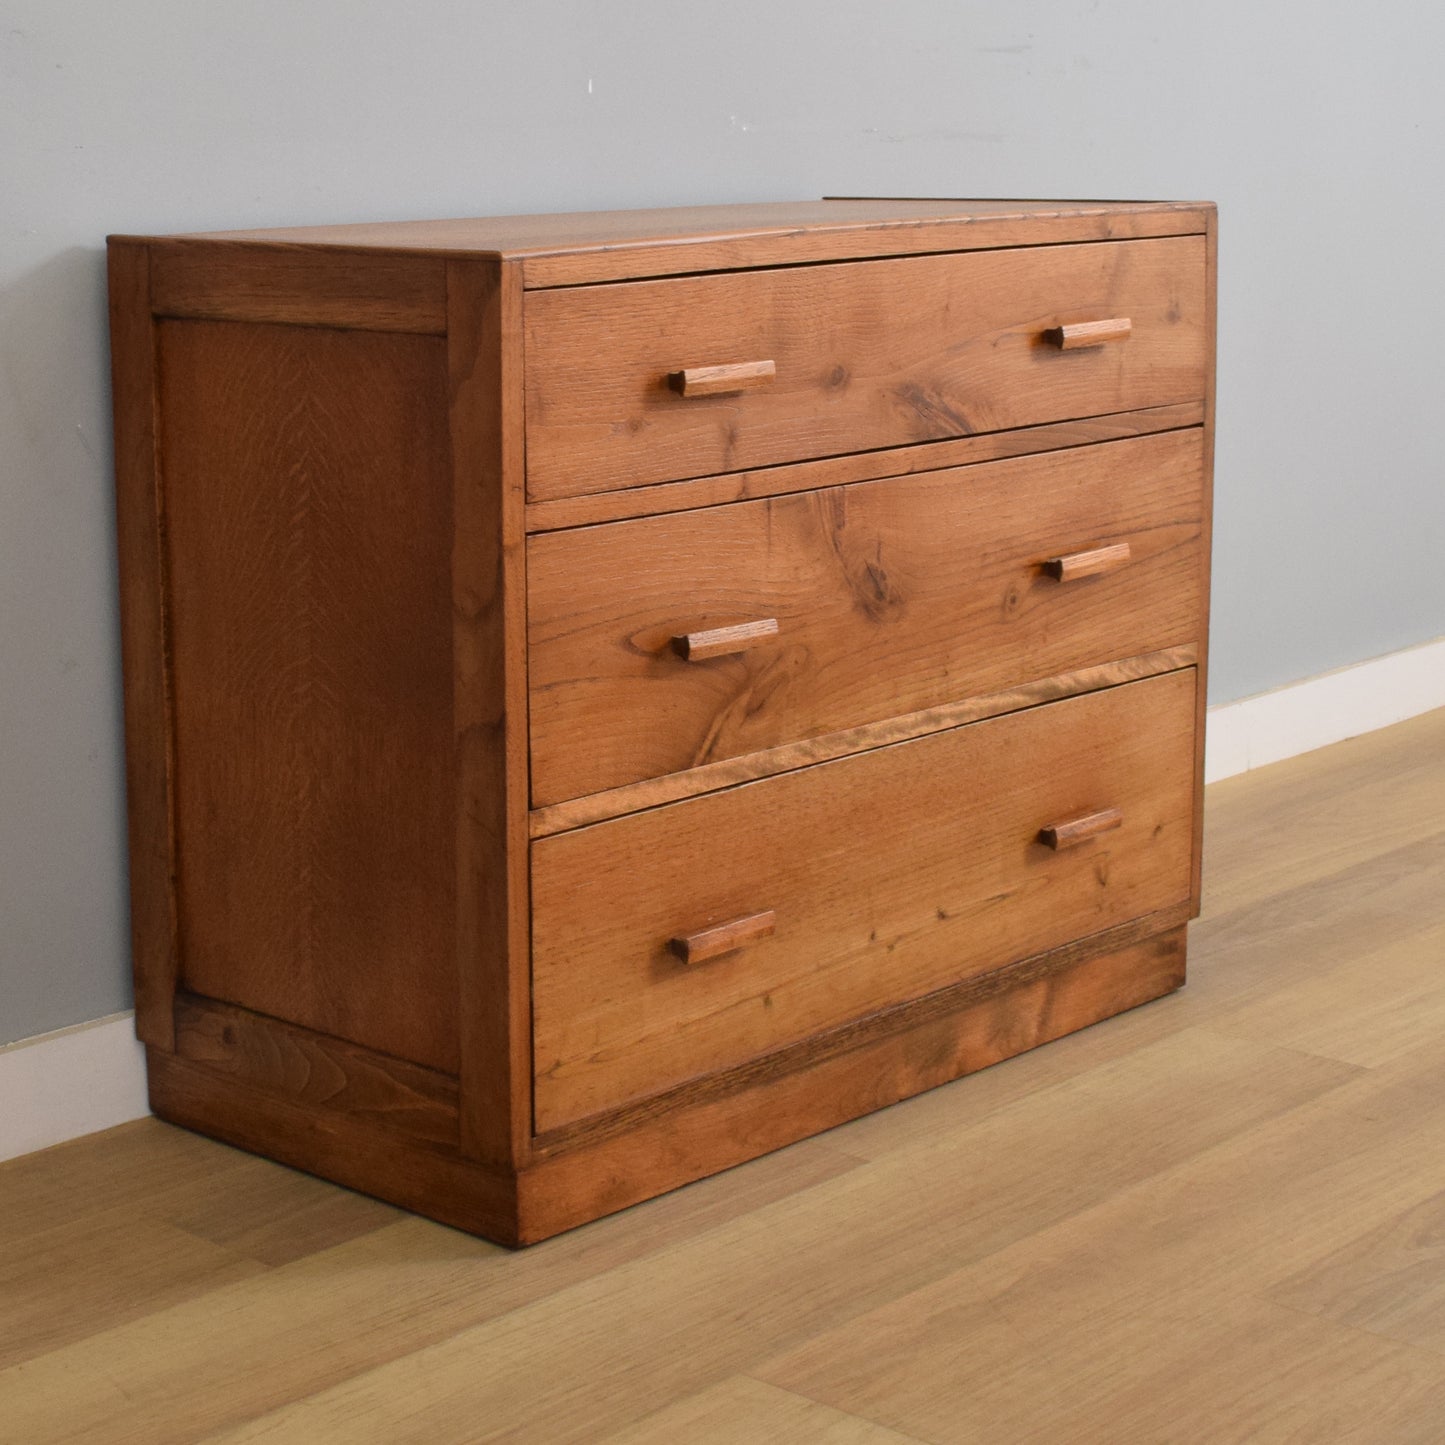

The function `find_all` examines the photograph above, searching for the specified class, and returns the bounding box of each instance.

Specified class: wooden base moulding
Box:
[147,917,1187,1247]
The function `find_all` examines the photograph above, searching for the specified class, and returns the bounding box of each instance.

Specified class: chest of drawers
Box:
[108,198,1216,1245]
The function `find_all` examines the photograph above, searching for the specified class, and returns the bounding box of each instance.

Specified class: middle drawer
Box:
[528,427,1205,807]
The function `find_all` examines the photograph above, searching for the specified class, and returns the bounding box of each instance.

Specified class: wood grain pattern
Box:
[142,197,1211,287]
[753,1060,1445,1445]
[0,1208,267,1373]
[536,906,1192,1156]
[523,404,1206,533]
[521,921,1189,1237]
[600,1376,921,1444]
[1264,1075,1445,1347]
[1203,712,1445,926]
[237,998,1370,1443]
[528,647,1197,838]
[146,1049,519,1243]
[161,1153,400,1270]
[529,429,1205,806]
[158,319,459,1073]
[517,202,1208,287]
[524,235,1208,498]
[172,993,460,1148]
[14,710,1445,1442]
[0,1132,862,1442]
[532,669,1196,1130]
[742,835,1445,1445]
[108,198,1214,1250]
[446,258,532,1166]
[149,241,447,333]
[106,240,179,1050]
[1209,916,1445,1074]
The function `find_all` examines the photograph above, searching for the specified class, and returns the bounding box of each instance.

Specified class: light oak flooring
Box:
[3,707,1444,1443]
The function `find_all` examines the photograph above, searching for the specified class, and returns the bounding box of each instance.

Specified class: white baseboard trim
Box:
[3,637,1441,1164]
[1204,634,1445,784]
[0,1012,148,1164]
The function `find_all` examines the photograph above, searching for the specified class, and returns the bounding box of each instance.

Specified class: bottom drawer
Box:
[531,668,1197,1131]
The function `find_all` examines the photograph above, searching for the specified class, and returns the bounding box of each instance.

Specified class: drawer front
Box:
[529,428,1205,807]
[532,668,1196,1131]
[523,235,1207,500]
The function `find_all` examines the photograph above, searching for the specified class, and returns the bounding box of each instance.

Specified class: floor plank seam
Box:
[739,1374,945,1444]
[1252,1290,1445,1362]
[1192,1024,1378,1075]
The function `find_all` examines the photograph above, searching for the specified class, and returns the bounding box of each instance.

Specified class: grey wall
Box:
[3,1,1443,1044]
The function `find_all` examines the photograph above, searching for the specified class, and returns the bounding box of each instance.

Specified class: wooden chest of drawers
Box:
[108,198,1216,1245]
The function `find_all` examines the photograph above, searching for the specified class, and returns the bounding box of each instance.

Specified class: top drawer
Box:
[523,234,1208,501]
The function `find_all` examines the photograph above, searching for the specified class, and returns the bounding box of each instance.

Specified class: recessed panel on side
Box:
[158,319,459,1073]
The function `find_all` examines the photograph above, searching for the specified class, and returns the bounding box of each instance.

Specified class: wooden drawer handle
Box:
[672,618,779,661]
[669,360,777,397]
[1046,318,1132,350]
[670,910,776,965]
[1041,542,1132,583]
[1039,807,1124,851]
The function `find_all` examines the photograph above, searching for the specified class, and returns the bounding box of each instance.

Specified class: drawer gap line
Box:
[528,647,1198,837]
[523,407,1205,533]
[525,225,1210,291]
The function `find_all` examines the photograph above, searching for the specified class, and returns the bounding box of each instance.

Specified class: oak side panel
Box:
[171,993,460,1148]
[529,429,1206,806]
[523,403,1206,533]
[1193,205,1220,913]
[517,922,1189,1243]
[447,258,533,1166]
[158,320,459,1073]
[149,241,447,333]
[107,240,179,1050]
[524,236,1209,498]
[532,670,1197,1131]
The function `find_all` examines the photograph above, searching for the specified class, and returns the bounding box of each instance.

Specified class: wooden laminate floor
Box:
[4,708,1445,1443]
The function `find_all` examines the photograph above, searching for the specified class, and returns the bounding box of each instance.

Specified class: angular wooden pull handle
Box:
[1047,318,1132,350]
[670,910,776,965]
[1041,542,1132,583]
[669,360,777,397]
[1039,807,1124,851]
[672,618,779,661]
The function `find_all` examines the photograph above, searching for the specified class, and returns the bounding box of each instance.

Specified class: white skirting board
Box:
[4,635,1442,1164]
[1203,634,1445,784]
[0,1012,148,1164]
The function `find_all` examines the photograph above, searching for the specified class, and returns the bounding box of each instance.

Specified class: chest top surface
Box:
[113,196,1215,287]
